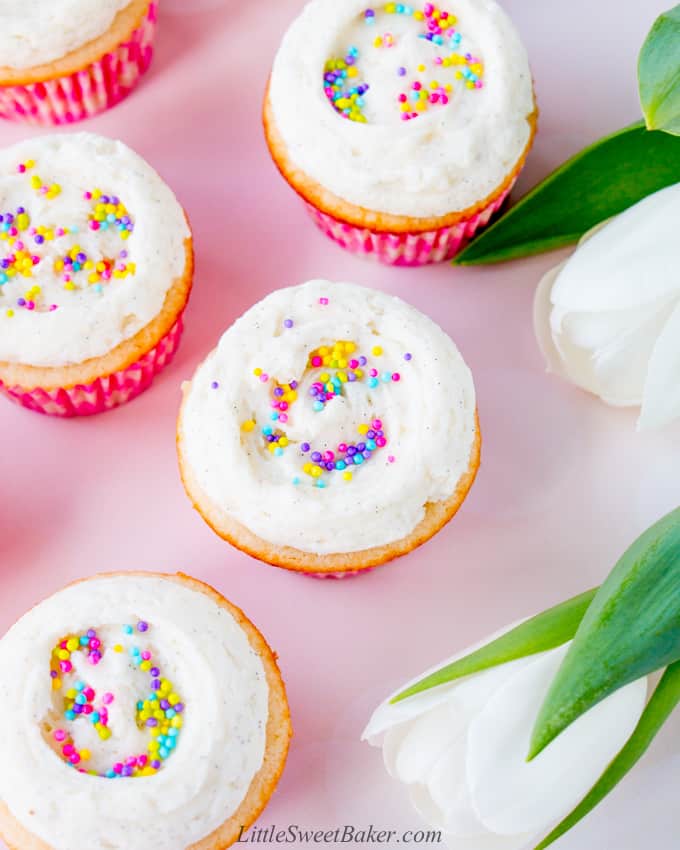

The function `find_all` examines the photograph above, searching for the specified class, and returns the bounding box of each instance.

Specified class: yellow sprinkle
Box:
[417,64,426,72]
[52,677,61,690]
[253,367,262,376]
[30,175,41,189]
[372,346,383,356]
[343,472,353,482]
[80,749,91,761]
[358,424,369,435]
[114,644,123,653]
[311,466,323,478]
[241,419,256,432]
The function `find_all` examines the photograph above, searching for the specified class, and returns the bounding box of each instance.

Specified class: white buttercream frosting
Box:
[363,638,647,849]
[179,280,477,555]
[534,182,680,431]
[0,133,189,369]
[0,0,132,70]
[0,574,269,850]
[269,0,534,218]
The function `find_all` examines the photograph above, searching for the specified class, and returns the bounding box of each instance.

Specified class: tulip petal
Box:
[639,300,680,429]
[467,646,647,836]
[550,183,680,313]
[362,624,528,741]
[552,297,676,406]
[534,261,568,377]
[389,702,465,784]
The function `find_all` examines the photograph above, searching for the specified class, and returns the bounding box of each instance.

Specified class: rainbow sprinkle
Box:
[0,160,137,317]
[323,3,484,122]
[232,298,413,489]
[48,622,185,778]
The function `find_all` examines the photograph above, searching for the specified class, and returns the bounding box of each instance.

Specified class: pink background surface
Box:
[0,1,678,847]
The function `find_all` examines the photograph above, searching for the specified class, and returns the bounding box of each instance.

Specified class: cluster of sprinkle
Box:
[299,419,392,486]
[229,297,413,488]
[323,3,484,122]
[49,621,185,778]
[0,160,136,318]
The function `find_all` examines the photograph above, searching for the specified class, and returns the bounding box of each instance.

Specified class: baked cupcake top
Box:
[179,280,477,554]
[0,133,189,368]
[268,0,534,218]
[0,0,132,70]
[0,574,270,850]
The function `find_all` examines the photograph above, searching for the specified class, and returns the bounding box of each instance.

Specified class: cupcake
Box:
[0,132,193,417]
[0,572,292,850]
[264,0,536,266]
[0,0,157,125]
[177,280,479,577]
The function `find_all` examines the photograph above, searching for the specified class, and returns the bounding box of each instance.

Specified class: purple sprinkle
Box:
[357,442,366,452]
[137,621,149,633]
[73,704,83,714]
[211,381,219,389]
[311,452,322,463]
[122,766,133,777]
[174,703,184,713]
[290,380,298,390]
[16,206,24,214]
[359,356,367,366]
[347,446,357,456]
[160,699,170,710]
[404,352,412,361]
[151,679,161,690]
[309,387,318,397]
[398,66,407,76]
[274,387,284,397]
[34,234,44,244]
[17,297,26,307]
[87,629,96,638]
[50,670,58,679]
[283,318,294,329]
[301,442,310,453]
[146,718,158,728]
[325,462,335,471]
[150,667,160,677]
[363,451,372,460]
[151,760,162,769]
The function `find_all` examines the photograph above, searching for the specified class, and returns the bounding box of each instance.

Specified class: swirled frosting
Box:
[0,574,269,850]
[0,0,131,70]
[268,0,534,218]
[179,280,477,554]
[0,133,189,368]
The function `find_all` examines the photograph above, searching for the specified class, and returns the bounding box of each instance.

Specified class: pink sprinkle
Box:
[388,455,396,463]
[63,745,75,756]
[59,660,72,673]
[83,192,92,200]
[17,164,26,173]
[311,356,322,367]
[338,443,348,453]
[279,414,288,424]
[89,220,100,231]
[370,368,378,377]
[398,93,407,103]
[54,730,66,742]
[50,305,58,311]
[392,373,401,382]
[319,297,329,305]
[372,419,383,429]
[103,693,114,705]
[475,80,483,89]
[113,763,123,774]
[141,651,151,661]
[376,437,387,448]
[259,373,269,383]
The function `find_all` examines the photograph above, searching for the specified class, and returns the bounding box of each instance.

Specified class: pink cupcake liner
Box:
[304,569,369,580]
[0,314,183,417]
[0,2,158,125]
[304,183,513,267]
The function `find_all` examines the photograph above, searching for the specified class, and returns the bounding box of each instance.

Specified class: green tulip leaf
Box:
[534,661,680,850]
[529,507,680,760]
[454,123,680,266]
[391,589,596,703]
[639,5,680,135]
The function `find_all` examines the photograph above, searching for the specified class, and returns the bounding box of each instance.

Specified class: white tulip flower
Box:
[534,182,680,430]
[363,642,647,850]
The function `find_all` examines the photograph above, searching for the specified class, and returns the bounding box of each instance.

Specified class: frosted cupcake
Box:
[0,1,157,124]
[0,133,193,417]
[264,0,536,266]
[0,572,292,850]
[177,280,479,577]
